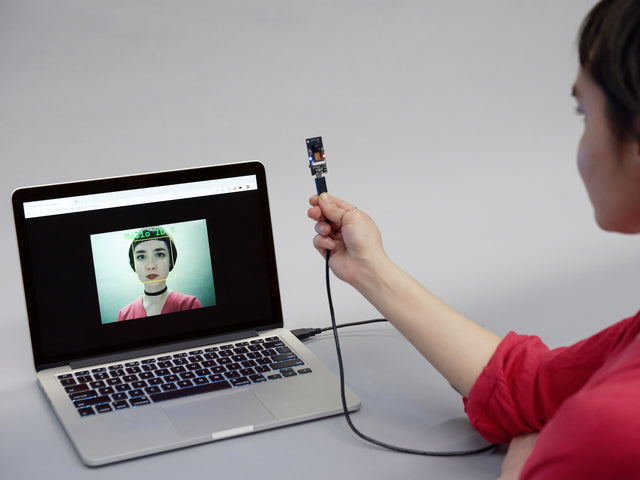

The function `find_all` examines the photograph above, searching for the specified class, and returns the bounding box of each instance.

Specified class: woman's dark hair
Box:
[128,226,178,271]
[579,0,640,140]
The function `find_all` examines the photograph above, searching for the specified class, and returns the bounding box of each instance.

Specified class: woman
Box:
[308,0,640,478]
[117,226,203,321]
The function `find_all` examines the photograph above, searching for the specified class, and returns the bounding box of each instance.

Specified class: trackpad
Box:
[162,390,275,439]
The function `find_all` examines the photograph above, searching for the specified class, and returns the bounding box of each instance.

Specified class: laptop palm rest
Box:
[161,390,274,439]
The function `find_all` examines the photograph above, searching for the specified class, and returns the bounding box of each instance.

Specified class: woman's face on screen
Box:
[133,239,171,286]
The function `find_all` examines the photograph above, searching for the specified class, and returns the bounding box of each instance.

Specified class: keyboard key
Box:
[230,377,251,387]
[73,395,110,408]
[113,401,129,410]
[96,404,112,414]
[150,380,232,403]
[69,390,97,401]
[298,368,312,375]
[78,407,94,417]
[271,358,304,370]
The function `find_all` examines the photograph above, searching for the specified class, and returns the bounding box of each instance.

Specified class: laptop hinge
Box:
[69,330,261,370]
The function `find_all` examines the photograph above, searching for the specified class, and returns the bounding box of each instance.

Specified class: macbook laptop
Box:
[12,161,360,466]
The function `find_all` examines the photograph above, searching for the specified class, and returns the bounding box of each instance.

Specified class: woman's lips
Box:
[147,274,159,280]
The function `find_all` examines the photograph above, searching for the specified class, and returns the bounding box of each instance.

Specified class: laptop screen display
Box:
[13,162,283,369]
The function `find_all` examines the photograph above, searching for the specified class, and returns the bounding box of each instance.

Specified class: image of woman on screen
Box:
[117,226,203,321]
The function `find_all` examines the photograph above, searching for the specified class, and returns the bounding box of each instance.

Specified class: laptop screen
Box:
[13,162,283,369]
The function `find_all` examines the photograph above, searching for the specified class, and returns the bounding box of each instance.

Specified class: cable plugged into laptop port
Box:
[291,328,323,341]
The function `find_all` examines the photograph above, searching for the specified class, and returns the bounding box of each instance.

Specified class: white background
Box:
[2,0,639,476]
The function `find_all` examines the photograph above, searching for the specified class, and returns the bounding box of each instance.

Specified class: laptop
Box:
[12,161,361,466]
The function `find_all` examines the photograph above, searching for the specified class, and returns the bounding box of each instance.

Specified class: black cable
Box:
[292,318,387,341]
[320,318,387,333]
[323,250,498,457]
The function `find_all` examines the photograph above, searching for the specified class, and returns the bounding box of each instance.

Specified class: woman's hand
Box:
[308,192,502,398]
[497,432,539,480]
[307,193,387,288]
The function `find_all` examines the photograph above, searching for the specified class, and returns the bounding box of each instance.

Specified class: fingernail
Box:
[319,192,332,203]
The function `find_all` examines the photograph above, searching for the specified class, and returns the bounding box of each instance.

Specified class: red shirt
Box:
[117,290,203,322]
[464,311,640,478]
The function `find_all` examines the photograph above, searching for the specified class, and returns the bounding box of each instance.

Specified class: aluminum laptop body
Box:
[12,161,360,466]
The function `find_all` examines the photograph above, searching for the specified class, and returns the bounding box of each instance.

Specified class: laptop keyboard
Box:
[56,336,312,418]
